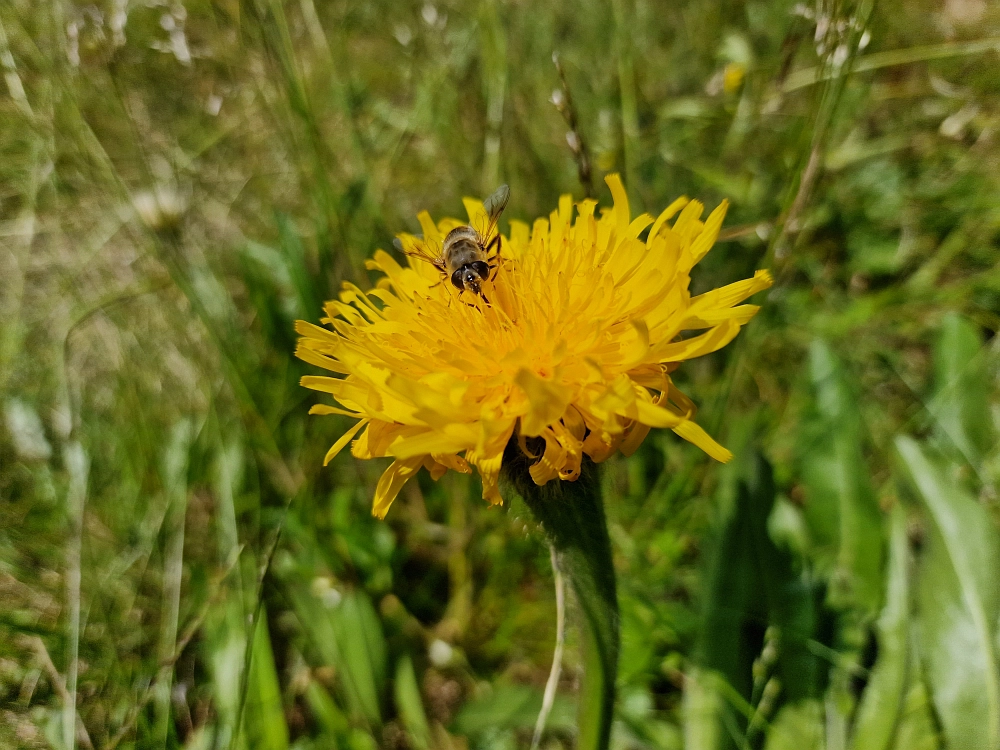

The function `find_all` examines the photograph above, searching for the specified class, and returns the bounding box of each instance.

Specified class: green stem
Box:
[502,451,619,750]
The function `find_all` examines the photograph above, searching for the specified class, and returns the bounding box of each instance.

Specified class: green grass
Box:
[1,0,1000,748]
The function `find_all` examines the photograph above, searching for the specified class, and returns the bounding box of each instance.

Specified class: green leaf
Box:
[850,505,909,750]
[243,608,290,750]
[700,453,823,710]
[452,683,575,735]
[394,656,432,750]
[930,313,994,469]
[682,668,725,750]
[205,598,251,749]
[501,455,617,750]
[896,436,1000,750]
[284,580,386,728]
[275,212,322,321]
[763,700,824,750]
[889,679,941,750]
[799,340,884,613]
[332,591,388,726]
[305,679,350,737]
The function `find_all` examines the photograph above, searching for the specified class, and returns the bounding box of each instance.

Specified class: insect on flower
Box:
[393,184,509,302]
[297,175,773,519]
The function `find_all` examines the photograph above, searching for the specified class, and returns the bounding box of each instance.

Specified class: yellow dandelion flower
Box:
[297,175,772,518]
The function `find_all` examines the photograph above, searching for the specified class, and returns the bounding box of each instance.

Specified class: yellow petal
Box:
[310,404,362,417]
[652,320,741,363]
[647,196,689,245]
[372,456,424,518]
[605,173,631,233]
[687,269,773,318]
[620,422,651,457]
[683,305,761,330]
[514,369,572,436]
[689,201,728,265]
[672,420,732,463]
[632,399,684,428]
[475,450,506,505]
[423,456,449,481]
[432,453,472,474]
[388,427,476,459]
[324,419,369,466]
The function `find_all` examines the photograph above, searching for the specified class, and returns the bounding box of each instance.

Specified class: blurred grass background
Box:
[2,0,1000,748]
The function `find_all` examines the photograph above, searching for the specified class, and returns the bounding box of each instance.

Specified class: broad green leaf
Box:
[896,436,1000,750]
[305,679,350,737]
[930,313,994,469]
[452,683,575,734]
[799,340,883,613]
[682,668,724,750]
[243,608,290,750]
[850,505,909,750]
[697,452,823,748]
[889,679,940,750]
[276,212,322,321]
[763,700,824,750]
[285,583,386,728]
[206,598,250,750]
[332,591,388,724]
[394,656,432,750]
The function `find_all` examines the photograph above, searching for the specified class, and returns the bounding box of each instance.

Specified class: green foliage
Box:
[244,609,291,750]
[897,437,1000,750]
[848,506,908,750]
[2,0,1000,748]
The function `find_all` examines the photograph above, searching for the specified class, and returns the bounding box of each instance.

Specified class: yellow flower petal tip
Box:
[297,181,771,517]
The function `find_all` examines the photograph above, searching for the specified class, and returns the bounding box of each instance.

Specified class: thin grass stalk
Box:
[611,0,640,208]
[63,442,88,750]
[531,545,566,750]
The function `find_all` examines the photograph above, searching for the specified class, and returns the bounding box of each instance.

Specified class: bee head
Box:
[451,262,490,296]
[462,269,482,295]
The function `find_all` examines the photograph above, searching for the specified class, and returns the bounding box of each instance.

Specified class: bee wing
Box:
[480,184,509,242]
[471,184,510,246]
[394,234,444,268]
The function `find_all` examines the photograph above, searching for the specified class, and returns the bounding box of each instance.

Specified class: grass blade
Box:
[930,313,994,470]
[394,656,432,750]
[850,505,909,750]
[799,340,884,614]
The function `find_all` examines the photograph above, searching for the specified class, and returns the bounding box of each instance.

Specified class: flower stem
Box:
[531,545,566,750]
[502,451,619,750]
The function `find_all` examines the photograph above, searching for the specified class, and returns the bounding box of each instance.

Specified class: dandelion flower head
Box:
[297,175,772,518]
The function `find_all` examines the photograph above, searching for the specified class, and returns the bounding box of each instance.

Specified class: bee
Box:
[394,184,510,301]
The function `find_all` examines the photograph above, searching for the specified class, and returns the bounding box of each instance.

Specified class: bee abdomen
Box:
[442,226,484,272]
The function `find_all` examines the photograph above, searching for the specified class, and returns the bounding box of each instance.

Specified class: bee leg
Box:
[486,233,502,260]
[456,290,480,309]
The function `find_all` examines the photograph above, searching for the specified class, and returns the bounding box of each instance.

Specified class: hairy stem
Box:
[502,449,619,750]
